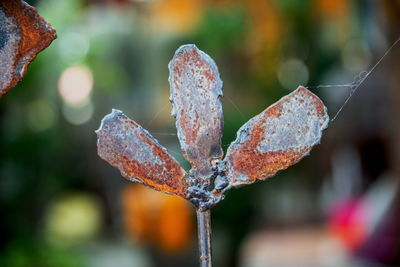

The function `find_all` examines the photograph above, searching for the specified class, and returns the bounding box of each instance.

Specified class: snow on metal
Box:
[224,86,329,187]
[96,109,188,197]
[0,0,56,95]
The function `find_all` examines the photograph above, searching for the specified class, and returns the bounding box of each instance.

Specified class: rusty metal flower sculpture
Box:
[0,0,56,96]
[96,44,329,266]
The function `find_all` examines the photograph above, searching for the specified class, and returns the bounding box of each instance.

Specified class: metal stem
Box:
[196,209,212,267]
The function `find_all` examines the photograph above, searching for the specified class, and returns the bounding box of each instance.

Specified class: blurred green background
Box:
[1,0,400,266]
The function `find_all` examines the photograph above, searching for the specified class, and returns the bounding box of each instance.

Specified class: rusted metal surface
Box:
[96,46,329,209]
[0,0,56,95]
[168,44,224,179]
[96,109,188,197]
[196,210,212,267]
[224,86,329,187]
[97,45,330,267]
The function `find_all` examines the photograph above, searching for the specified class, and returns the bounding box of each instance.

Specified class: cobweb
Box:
[307,36,400,122]
[147,36,400,135]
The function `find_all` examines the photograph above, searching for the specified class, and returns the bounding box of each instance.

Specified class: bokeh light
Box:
[58,65,93,106]
[25,98,57,132]
[62,99,94,125]
[44,193,102,246]
[278,58,309,90]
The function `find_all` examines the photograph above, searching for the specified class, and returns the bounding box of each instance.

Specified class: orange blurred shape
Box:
[122,184,194,253]
[316,0,349,20]
[245,0,282,52]
[244,0,283,80]
[149,0,203,34]
[211,0,232,7]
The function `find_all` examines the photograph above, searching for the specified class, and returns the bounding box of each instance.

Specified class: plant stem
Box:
[196,209,212,267]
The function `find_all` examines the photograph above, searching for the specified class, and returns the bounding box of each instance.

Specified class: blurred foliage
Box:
[1,0,399,266]
[1,242,84,267]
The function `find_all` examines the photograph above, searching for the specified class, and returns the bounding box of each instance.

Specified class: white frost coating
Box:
[257,88,329,153]
[0,9,21,92]
[168,44,224,163]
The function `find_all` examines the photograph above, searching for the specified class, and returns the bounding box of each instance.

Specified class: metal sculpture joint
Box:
[96,44,329,267]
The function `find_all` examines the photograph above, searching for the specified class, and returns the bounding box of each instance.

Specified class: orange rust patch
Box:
[0,0,56,95]
[225,111,270,182]
[225,86,328,186]
[121,156,187,197]
[178,109,201,145]
[96,110,188,198]
[203,69,216,82]
[227,147,310,184]
[123,129,188,196]
[264,103,282,118]
[169,44,223,176]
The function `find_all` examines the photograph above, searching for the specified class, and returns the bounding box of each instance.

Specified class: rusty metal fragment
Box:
[96,45,331,267]
[96,109,188,197]
[224,86,329,187]
[0,0,56,95]
[95,45,330,212]
[168,44,224,179]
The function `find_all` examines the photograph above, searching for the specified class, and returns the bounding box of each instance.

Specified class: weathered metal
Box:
[96,109,188,197]
[96,45,329,208]
[169,44,224,179]
[0,0,56,95]
[224,86,329,187]
[196,210,212,267]
[168,44,225,210]
[96,44,329,267]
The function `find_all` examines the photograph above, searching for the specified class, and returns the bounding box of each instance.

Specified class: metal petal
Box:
[224,86,329,187]
[168,44,223,177]
[0,0,56,95]
[96,109,188,197]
